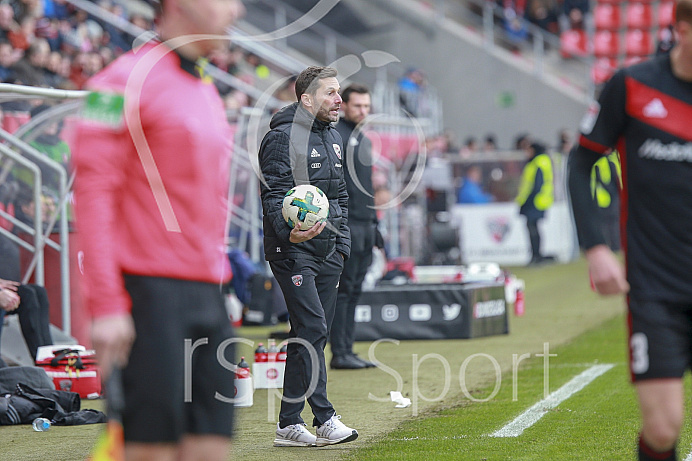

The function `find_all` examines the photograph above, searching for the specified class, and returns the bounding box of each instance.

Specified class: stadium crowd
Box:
[0,0,291,115]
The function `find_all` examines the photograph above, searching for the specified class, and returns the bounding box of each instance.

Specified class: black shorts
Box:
[628,297,692,382]
[122,275,235,443]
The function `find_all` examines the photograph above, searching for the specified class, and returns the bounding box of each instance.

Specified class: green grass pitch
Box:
[3,258,691,460]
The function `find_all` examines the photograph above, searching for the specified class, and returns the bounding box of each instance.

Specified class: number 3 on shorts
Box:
[630,332,649,375]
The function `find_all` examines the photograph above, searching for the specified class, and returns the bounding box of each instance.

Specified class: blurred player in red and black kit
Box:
[73,1,244,460]
[569,2,692,460]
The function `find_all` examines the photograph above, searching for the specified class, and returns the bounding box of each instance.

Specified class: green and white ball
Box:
[282,184,329,231]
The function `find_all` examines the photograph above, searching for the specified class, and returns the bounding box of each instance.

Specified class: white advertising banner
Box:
[450,202,577,266]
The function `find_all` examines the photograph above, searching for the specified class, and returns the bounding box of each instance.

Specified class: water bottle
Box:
[514,288,525,316]
[32,417,51,432]
[267,339,279,362]
[254,343,267,363]
[237,356,250,378]
[278,344,287,362]
[234,356,253,407]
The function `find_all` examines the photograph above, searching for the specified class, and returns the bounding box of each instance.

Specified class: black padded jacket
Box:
[259,102,351,262]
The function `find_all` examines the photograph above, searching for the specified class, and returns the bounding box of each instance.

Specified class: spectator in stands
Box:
[0,277,54,364]
[14,185,57,233]
[129,13,153,32]
[239,51,276,92]
[560,0,590,31]
[0,4,17,42]
[0,282,19,310]
[526,0,559,34]
[224,89,250,115]
[502,3,529,51]
[425,134,449,158]
[209,45,236,96]
[0,284,19,367]
[97,45,114,67]
[483,133,498,152]
[43,0,69,20]
[55,54,74,88]
[8,15,36,51]
[498,0,526,16]
[36,17,62,51]
[11,38,50,86]
[0,182,53,365]
[28,103,71,192]
[99,5,130,54]
[398,67,426,116]
[69,51,102,89]
[10,0,43,23]
[458,165,493,204]
[276,75,298,103]
[515,131,532,151]
[459,136,478,157]
[0,40,16,82]
[440,128,459,153]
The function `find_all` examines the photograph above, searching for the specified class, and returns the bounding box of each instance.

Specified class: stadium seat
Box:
[625,3,653,30]
[593,30,620,58]
[658,1,675,28]
[368,132,420,161]
[594,4,621,30]
[625,29,653,56]
[560,28,588,58]
[591,57,618,85]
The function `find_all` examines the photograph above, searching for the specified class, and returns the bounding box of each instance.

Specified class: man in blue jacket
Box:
[457,165,493,204]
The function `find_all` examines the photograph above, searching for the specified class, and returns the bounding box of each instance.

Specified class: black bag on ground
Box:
[0,382,106,425]
[0,366,54,393]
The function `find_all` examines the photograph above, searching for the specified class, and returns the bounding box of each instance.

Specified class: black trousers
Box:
[270,252,344,428]
[526,217,542,260]
[0,284,53,363]
[331,246,372,357]
[122,276,235,442]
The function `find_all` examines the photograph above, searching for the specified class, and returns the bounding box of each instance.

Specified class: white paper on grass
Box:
[390,391,411,408]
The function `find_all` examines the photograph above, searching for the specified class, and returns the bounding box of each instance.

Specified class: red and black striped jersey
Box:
[577,54,692,302]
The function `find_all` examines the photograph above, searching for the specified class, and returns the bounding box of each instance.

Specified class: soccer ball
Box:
[282,184,329,231]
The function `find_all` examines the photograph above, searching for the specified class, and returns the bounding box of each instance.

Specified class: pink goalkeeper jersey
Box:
[73,41,232,319]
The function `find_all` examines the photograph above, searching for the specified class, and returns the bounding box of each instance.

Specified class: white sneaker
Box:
[315,414,358,446]
[274,422,317,447]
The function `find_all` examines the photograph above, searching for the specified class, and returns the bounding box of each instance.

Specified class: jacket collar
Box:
[270,102,333,132]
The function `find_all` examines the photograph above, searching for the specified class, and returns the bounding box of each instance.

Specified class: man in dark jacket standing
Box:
[259,66,358,448]
[330,84,378,370]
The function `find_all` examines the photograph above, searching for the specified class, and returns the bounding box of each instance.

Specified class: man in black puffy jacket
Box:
[330,83,379,370]
[259,66,357,448]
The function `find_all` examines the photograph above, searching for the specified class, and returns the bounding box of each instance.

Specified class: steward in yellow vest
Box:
[516,142,554,264]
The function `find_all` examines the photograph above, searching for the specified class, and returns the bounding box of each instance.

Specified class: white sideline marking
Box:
[491,364,614,438]
[684,449,692,461]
